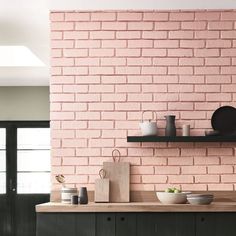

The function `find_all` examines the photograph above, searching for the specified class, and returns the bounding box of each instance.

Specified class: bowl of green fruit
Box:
[156,188,191,204]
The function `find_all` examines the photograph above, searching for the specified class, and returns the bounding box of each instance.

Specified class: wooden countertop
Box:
[36,201,236,213]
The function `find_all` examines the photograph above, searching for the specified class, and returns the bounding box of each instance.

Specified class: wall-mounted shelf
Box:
[127,136,236,142]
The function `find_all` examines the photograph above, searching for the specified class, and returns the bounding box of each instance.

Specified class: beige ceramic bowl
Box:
[156,192,191,204]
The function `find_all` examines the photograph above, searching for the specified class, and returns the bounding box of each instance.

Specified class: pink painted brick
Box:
[142,48,166,57]
[62,102,87,111]
[169,31,194,39]
[91,12,116,21]
[50,103,61,111]
[76,94,100,102]
[116,48,141,57]
[221,156,236,164]
[101,75,126,83]
[90,31,115,39]
[51,49,62,57]
[143,12,168,21]
[102,130,127,138]
[221,30,236,39]
[102,22,127,30]
[195,84,220,92]
[128,22,153,30]
[181,184,207,191]
[195,67,219,75]
[52,148,75,157]
[64,31,89,39]
[76,165,101,174]
[116,84,140,93]
[142,157,167,166]
[51,32,63,40]
[117,12,142,21]
[168,67,193,75]
[195,12,220,20]
[221,66,236,75]
[208,165,233,174]
[194,156,220,165]
[128,148,154,157]
[168,84,193,92]
[51,166,75,175]
[75,58,99,66]
[127,58,152,66]
[155,148,180,157]
[102,40,126,48]
[128,40,153,48]
[195,30,220,39]
[116,31,141,39]
[89,84,114,93]
[155,166,180,175]
[181,111,206,119]
[50,93,75,102]
[63,67,88,75]
[128,93,152,102]
[221,175,236,183]
[51,75,74,85]
[181,21,207,30]
[76,111,100,120]
[51,58,74,66]
[221,12,236,20]
[76,130,101,138]
[142,66,167,75]
[115,103,140,111]
[168,49,193,57]
[194,49,219,57]
[63,49,88,57]
[208,21,233,30]
[180,40,205,48]
[180,93,205,102]
[61,120,87,129]
[142,175,167,183]
[208,184,234,191]
[51,85,63,93]
[179,75,204,84]
[75,76,100,84]
[76,148,101,157]
[181,166,206,174]
[208,148,233,156]
[153,58,178,66]
[221,85,236,92]
[89,67,114,75]
[205,58,230,66]
[154,93,179,102]
[179,58,204,66]
[142,102,167,111]
[88,103,114,111]
[170,12,194,21]
[142,84,167,93]
[169,175,194,184]
[195,175,220,183]
[62,139,87,148]
[206,93,231,102]
[75,40,100,48]
[155,22,180,30]
[51,112,74,120]
[51,40,74,48]
[143,31,167,39]
[101,111,126,120]
[65,12,90,21]
[51,22,74,31]
[102,94,127,102]
[206,40,231,48]
[128,75,152,84]
[181,148,206,156]
[50,12,64,21]
[89,139,114,147]
[75,22,101,30]
[168,102,193,111]
[116,66,141,75]
[154,40,179,48]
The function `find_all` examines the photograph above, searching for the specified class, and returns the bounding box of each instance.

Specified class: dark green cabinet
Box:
[37,212,236,236]
[196,213,236,236]
[137,213,195,236]
[36,213,95,236]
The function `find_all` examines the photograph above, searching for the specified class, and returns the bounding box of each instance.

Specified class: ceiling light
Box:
[0,46,45,67]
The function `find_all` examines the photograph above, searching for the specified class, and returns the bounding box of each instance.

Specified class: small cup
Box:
[182,124,190,136]
[71,195,79,205]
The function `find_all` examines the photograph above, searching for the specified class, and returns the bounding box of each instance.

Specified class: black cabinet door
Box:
[196,213,236,236]
[116,213,136,236]
[36,213,95,236]
[96,213,116,236]
[137,213,195,236]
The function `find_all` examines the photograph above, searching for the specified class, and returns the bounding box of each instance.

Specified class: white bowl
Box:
[156,192,191,204]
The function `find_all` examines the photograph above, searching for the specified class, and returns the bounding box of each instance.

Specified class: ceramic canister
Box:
[61,187,77,204]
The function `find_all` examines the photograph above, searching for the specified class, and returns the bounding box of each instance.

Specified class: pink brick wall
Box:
[50,10,236,192]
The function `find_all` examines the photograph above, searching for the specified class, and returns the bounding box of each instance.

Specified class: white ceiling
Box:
[1,0,236,86]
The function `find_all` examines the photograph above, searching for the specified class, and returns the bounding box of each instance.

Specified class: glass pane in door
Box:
[0,129,6,194]
[17,128,50,194]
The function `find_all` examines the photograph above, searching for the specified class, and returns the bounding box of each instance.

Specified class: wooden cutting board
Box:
[103,149,130,203]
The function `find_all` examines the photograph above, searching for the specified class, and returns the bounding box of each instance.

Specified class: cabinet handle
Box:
[120,217,125,221]
[107,217,111,221]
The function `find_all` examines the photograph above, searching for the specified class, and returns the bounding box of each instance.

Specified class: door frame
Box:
[0,121,49,236]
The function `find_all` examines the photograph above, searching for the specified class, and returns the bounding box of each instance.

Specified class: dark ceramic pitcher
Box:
[165,115,176,136]
[79,187,88,204]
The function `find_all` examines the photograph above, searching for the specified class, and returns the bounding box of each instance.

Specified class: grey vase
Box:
[79,187,88,204]
[165,115,176,136]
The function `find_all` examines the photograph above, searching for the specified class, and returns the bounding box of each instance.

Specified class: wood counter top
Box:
[36,201,236,213]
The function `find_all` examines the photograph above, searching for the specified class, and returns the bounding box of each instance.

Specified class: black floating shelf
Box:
[127,136,236,142]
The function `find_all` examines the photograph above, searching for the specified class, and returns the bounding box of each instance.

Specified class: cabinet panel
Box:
[137,213,158,236]
[75,213,95,236]
[116,213,136,236]
[196,213,236,236]
[96,213,116,236]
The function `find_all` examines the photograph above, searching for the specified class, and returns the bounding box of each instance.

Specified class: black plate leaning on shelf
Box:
[127,136,236,142]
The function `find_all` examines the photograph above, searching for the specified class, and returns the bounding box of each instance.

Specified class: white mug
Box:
[182,124,190,136]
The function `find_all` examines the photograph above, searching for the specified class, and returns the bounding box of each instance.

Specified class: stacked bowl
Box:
[187,194,214,205]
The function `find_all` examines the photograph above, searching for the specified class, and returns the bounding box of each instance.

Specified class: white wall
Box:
[0,87,49,120]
